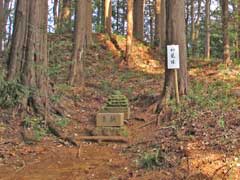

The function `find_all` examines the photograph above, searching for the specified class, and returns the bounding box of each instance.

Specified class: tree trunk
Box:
[155,0,161,46]
[116,0,120,32]
[53,0,58,30]
[69,0,92,86]
[149,1,154,44]
[133,0,145,41]
[104,0,112,34]
[204,0,211,59]
[125,0,133,65]
[238,0,240,58]
[121,2,126,35]
[185,0,190,56]
[193,0,202,56]
[96,0,101,31]
[234,2,239,59]
[0,0,3,54]
[101,0,105,31]
[221,0,231,64]
[86,0,93,46]
[160,0,166,51]
[7,0,49,114]
[157,0,188,113]
[155,0,166,49]
[190,0,195,56]
[2,0,11,51]
[60,0,72,33]
[6,0,15,48]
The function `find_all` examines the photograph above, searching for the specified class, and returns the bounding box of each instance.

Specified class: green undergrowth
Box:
[22,115,70,142]
[0,71,28,109]
[23,116,47,142]
[186,80,235,110]
[169,80,237,128]
[48,34,73,82]
[98,69,159,99]
[137,149,170,169]
[54,116,70,128]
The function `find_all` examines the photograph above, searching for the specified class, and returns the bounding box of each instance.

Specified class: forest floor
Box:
[0,33,240,180]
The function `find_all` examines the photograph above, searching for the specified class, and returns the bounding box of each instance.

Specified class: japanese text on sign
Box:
[167,45,180,69]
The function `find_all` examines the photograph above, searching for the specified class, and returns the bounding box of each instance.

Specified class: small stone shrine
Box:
[94,91,130,136]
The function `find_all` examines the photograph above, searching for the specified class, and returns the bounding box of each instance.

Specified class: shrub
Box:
[0,72,28,109]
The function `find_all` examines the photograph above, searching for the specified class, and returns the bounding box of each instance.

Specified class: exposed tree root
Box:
[108,34,124,57]
[156,106,172,125]
[47,121,79,147]
[137,119,156,129]
[76,136,128,143]
[21,95,79,147]
[211,164,228,179]
[132,94,160,108]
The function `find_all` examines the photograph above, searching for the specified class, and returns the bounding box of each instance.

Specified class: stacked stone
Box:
[102,91,130,120]
[95,91,130,136]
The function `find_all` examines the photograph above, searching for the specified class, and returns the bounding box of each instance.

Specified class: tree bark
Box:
[133,0,145,41]
[125,0,134,65]
[221,0,231,64]
[190,0,195,56]
[157,0,188,113]
[104,0,112,34]
[155,0,166,48]
[101,0,105,31]
[86,0,93,46]
[238,0,240,58]
[0,0,3,54]
[166,0,188,95]
[160,0,166,51]
[185,0,190,56]
[193,0,202,56]
[155,0,161,46]
[69,0,92,86]
[116,0,120,32]
[7,0,49,114]
[204,0,211,59]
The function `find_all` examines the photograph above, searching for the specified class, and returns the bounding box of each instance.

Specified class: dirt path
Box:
[0,142,135,180]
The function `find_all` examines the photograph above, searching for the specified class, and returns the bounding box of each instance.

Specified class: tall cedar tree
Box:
[133,0,145,41]
[238,0,240,58]
[155,0,161,46]
[125,0,133,65]
[7,0,49,115]
[0,0,10,53]
[221,0,231,64]
[156,0,188,112]
[0,0,3,54]
[155,0,166,50]
[53,0,58,29]
[69,0,92,86]
[190,0,195,56]
[104,0,112,34]
[204,0,211,59]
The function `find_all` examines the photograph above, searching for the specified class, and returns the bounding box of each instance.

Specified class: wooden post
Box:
[167,45,180,105]
[174,69,180,104]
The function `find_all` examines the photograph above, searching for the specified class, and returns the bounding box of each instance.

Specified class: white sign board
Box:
[167,45,180,69]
